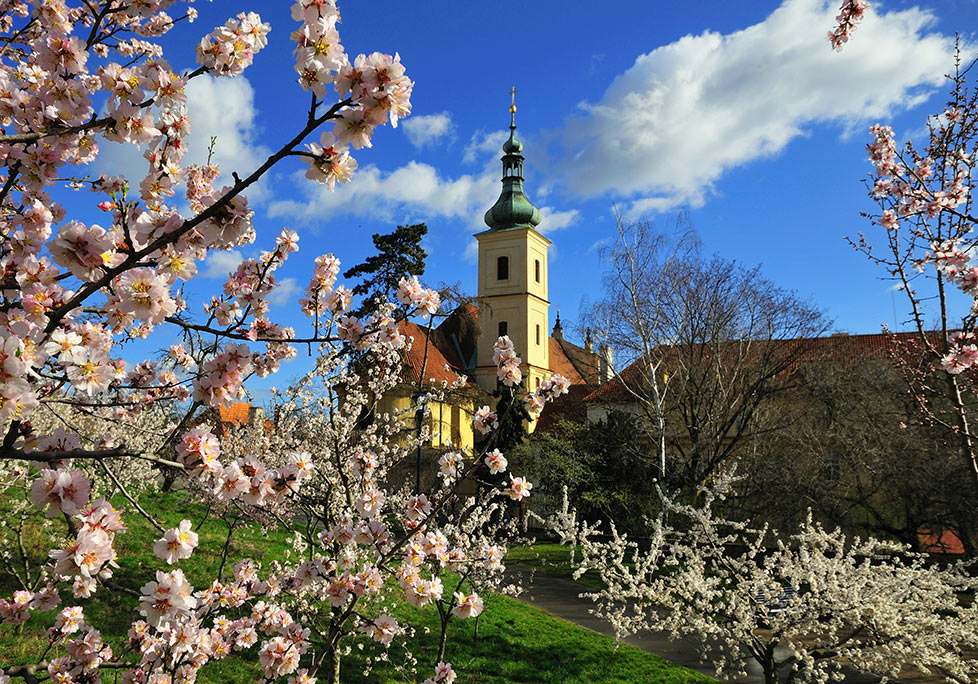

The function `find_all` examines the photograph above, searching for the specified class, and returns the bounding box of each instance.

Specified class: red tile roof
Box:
[585,330,947,403]
[918,528,965,555]
[549,338,586,384]
[400,320,465,386]
[535,383,597,434]
[218,402,252,426]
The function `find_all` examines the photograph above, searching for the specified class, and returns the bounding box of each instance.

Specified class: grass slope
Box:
[0,492,713,683]
[506,543,607,590]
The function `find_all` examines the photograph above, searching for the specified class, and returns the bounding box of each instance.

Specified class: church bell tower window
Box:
[497,255,509,281]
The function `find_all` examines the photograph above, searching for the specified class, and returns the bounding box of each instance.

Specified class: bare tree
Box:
[587,215,830,493]
[737,349,978,556]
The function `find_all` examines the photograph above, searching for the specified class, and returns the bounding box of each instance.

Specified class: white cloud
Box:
[268,125,579,245]
[268,161,498,228]
[403,112,455,148]
[464,129,508,164]
[463,238,479,264]
[268,278,299,307]
[183,75,271,199]
[538,207,580,234]
[200,250,244,279]
[556,0,956,215]
[95,75,272,202]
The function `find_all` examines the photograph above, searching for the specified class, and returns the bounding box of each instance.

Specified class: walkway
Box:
[505,563,924,683]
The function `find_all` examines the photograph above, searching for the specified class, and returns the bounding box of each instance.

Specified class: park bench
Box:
[750,585,797,614]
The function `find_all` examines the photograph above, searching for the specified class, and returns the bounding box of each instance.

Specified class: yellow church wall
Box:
[375,386,477,452]
[526,297,550,370]
[525,236,549,301]
[474,227,552,398]
[476,228,551,299]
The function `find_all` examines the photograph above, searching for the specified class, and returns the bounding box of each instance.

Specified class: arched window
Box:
[535,259,540,283]
[535,377,540,388]
[497,256,509,280]
[536,324,540,345]
[498,321,508,337]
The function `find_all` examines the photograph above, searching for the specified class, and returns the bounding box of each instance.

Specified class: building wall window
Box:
[536,324,540,345]
[451,405,461,445]
[498,321,508,337]
[535,377,540,388]
[535,259,540,283]
[497,255,509,280]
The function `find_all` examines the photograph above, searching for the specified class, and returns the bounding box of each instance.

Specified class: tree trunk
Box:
[436,614,450,663]
[759,642,780,684]
[326,645,341,684]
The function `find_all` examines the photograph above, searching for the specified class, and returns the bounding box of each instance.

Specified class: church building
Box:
[380,97,609,451]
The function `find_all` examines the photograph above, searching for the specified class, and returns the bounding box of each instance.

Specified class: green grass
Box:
[344,589,715,684]
[506,542,607,590]
[0,492,713,683]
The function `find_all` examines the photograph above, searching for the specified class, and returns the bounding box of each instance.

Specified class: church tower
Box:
[474,92,551,394]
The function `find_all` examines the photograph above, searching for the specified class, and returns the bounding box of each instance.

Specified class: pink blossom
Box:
[302,132,357,188]
[484,449,507,474]
[506,475,532,501]
[196,12,270,77]
[438,451,462,479]
[364,613,400,645]
[941,344,978,374]
[259,635,301,678]
[138,569,196,628]
[53,605,85,635]
[827,0,867,51]
[452,592,484,619]
[153,520,199,564]
[30,468,91,517]
[473,406,498,435]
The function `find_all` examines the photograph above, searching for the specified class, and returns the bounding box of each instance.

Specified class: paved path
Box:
[504,564,891,683]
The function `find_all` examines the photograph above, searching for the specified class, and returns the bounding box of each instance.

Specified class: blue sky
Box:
[70,0,978,394]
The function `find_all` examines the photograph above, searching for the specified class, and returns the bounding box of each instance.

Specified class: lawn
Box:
[0,491,713,683]
[506,542,607,590]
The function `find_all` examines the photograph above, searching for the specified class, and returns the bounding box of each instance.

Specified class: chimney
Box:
[248,406,264,426]
[599,343,613,384]
[584,327,593,353]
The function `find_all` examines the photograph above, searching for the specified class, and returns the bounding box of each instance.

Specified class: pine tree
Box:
[343,223,428,317]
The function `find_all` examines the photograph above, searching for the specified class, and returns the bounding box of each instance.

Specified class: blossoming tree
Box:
[840,12,978,504]
[550,7,978,683]
[0,1,568,682]
[556,472,978,684]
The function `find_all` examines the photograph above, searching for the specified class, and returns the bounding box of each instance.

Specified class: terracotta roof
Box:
[395,301,611,392]
[585,330,946,404]
[554,337,602,384]
[585,356,650,403]
[918,528,965,555]
[400,320,465,385]
[219,402,252,426]
[548,338,586,384]
[534,383,597,434]
[436,303,479,373]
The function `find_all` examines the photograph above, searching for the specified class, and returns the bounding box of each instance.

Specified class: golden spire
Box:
[509,86,517,128]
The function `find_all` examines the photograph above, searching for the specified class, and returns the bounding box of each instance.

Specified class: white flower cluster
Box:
[559,471,978,683]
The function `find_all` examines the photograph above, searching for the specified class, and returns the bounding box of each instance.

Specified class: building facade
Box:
[376,99,603,449]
